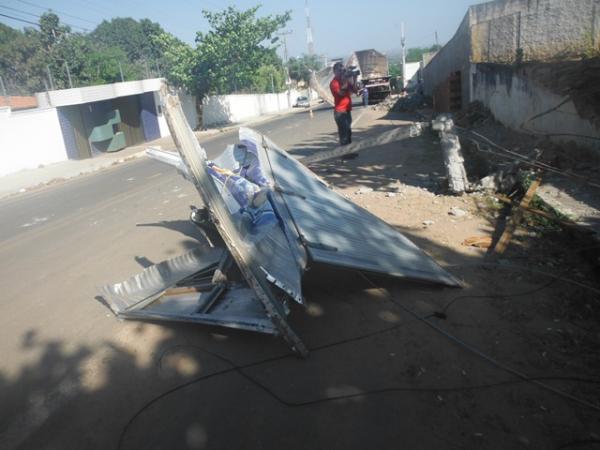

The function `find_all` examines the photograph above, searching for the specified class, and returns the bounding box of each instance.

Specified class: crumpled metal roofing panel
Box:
[256,130,461,287]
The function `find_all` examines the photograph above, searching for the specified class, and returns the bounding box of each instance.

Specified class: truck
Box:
[347,49,391,104]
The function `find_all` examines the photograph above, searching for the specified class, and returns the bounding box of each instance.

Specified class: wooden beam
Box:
[491,177,541,255]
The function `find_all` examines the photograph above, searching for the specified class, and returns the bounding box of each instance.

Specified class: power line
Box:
[0,4,40,19]
[16,0,98,25]
[0,5,92,32]
[0,12,39,27]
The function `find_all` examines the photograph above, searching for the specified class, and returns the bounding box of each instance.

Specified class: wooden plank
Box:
[494,194,591,234]
[492,177,541,255]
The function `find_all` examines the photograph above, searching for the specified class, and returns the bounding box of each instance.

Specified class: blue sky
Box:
[1,0,479,58]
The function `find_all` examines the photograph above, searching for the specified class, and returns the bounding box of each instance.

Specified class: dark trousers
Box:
[334,110,352,146]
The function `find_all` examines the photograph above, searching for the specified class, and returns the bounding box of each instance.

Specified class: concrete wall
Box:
[202,90,300,128]
[422,12,472,106]
[0,107,68,176]
[470,0,599,63]
[472,64,600,149]
[36,78,165,108]
[404,62,421,89]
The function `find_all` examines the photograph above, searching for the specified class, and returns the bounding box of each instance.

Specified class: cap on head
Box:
[333,62,343,71]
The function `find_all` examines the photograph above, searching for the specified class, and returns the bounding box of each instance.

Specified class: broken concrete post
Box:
[432,114,469,195]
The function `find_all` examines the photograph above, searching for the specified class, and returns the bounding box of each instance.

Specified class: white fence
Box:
[202,89,301,128]
[0,107,68,176]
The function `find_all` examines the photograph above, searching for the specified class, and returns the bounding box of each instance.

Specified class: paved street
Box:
[2,102,598,450]
[0,104,375,449]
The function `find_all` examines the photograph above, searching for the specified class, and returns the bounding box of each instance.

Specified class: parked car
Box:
[294,96,310,108]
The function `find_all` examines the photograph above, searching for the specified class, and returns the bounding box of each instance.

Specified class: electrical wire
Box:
[117,261,600,447]
[438,276,557,316]
[443,261,600,296]
[356,271,600,413]
[0,5,92,32]
[0,12,39,27]
[118,329,600,450]
[456,126,600,190]
[16,0,98,26]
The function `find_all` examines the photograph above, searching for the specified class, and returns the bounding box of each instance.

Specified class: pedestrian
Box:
[330,62,357,146]
[362,86,369,107]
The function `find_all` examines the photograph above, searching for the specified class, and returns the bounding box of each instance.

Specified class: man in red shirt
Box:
[330,62,356,146]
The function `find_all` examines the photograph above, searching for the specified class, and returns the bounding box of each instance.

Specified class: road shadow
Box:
[2,228,600,449]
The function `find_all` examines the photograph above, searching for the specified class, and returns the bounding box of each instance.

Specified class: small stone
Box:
[386,192,396,198]
[423,220,434,226]
[356,187,374,194]
[449,207,467,217]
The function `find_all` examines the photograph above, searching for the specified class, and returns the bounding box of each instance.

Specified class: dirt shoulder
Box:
[295,105,600,449]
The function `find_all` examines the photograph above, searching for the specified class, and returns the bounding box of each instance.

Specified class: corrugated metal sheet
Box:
[101,90,460,357]
[246,127,461,287]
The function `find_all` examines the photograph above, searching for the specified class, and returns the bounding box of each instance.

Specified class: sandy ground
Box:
[3,103,599,450]
[296,108,600,449]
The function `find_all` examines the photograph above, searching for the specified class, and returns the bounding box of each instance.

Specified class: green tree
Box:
[286,54,323,82]
[194,5,290,96]
[39,11,70,51]
[406,45,441,63]
[0,24,45,94]
[251,64,286,93]
[89,18,164,63]
[152,32,196,91]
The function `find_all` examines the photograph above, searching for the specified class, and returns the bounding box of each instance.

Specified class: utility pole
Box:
[305,0,314,55]
[0,75,7,98]
[65,61,73,89]
[0,75,8,108]
[277,29,293,107]
[435,31,439,47]
[46,65,55,91]
[401,22,406,89]
[277,30,292,64]
[118,61,124,82]
[270,73,275,93]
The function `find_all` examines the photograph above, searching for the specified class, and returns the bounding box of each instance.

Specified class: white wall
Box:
[0,107,68,176]
[472,65,600,150]
[36,78,164,108]
[202,89,300,128]
[404,62,421,88]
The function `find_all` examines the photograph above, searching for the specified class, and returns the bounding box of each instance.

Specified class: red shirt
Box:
[330,76,353,112]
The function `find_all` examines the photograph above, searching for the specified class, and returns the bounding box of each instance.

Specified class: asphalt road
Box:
[0,103,363,449]
[0,105,336,243]
[2,101,597,450]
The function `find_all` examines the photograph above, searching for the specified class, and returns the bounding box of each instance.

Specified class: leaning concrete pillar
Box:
[432,114,469,195]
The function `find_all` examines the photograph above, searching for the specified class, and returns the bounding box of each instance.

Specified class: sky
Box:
[1,0,479,59]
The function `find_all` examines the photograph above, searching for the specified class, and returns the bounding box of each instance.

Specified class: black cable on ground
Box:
[356,271,600,414]
[455,126,600,189]
[438,276,557,316]
[118,333,600,450]
[117,261,600,449]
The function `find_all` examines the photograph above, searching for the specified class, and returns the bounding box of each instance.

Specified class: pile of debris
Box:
[99,87,461,357]
[390,93,428,113]
[454,100,493,128]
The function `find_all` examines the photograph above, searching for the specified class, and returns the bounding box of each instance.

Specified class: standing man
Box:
[330,62,356,146]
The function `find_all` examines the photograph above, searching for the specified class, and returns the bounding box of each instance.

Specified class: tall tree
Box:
[152,32,195,91]
[89,17,165,64]
[194,5,290,95]
[286,54,323,82]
